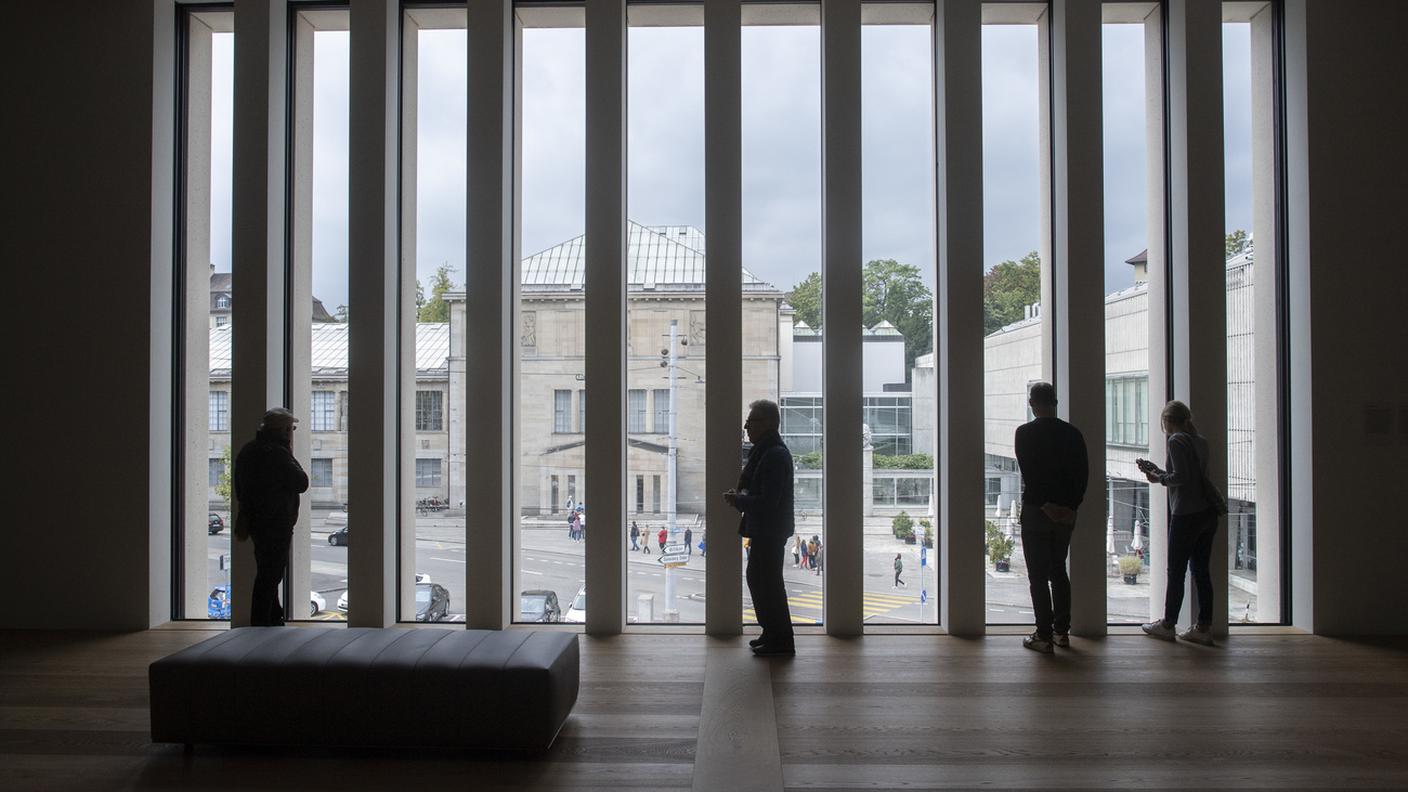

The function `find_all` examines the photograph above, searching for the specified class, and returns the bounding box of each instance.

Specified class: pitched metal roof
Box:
[521,221,775,292]
[209,322,450,378]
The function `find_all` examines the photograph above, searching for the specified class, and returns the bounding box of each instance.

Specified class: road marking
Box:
[522,569,544,576]
[431,556,466,564]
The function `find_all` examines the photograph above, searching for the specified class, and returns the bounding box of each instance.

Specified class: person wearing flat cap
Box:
[233,408,309,626]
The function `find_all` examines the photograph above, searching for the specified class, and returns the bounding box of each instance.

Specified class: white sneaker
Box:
[1179,625,1215,646]
[1141,620,1176,641]
[1052,632,1070,648]
[1022,632,1054,654]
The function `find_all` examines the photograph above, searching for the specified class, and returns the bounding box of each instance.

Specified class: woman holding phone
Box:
[1137,400,1217,646]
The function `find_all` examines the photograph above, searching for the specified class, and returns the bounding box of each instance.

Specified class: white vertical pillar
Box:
[1248,4,1281,624]
[230,0,289,627]
[396,14,419,622]
[934,0,985,637]
[346,0,400,627]
[584,0,627,636]
[1143,7,1171,624]
[820,0,863,638]
[182,14,215,620]
[287,13,314,621]
[1166,0,1227,638]
[704,0,743,636]
[1049,0,1106,636]
[466,0,516,629]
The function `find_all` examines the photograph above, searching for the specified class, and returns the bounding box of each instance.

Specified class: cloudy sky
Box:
[207,21,1253,311]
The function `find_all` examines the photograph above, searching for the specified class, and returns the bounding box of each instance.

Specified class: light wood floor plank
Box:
[692,637,784,792]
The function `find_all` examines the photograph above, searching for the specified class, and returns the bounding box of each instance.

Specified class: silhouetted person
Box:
[630,521,640,551]
[1139,400,1217,646]
[1014,382,1088,654]
[725,399,795,657]
[234,408,309,626]
[685,526,694,557]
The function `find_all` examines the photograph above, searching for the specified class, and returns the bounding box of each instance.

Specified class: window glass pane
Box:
[744,17,820,627]
[1102,18,1154,623]
[626,21,704,624]
[183,13,233,620]
[518,21,585,622]
[983,22,1044,625]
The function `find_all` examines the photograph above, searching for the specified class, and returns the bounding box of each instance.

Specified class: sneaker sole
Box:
[1142,628,1177,642]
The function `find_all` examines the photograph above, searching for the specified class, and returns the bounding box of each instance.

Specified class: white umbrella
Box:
[1106,513,1116,555]
[1132,520,1145,551]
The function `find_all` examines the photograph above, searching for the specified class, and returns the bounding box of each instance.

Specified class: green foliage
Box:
[919,518,934,546]
[985,520,1014,563]
[892,511,915,540]
[417,263,456,323]
[214,445,233,503]
[1118,555,1143,577]
[873,453,934,470]
[862,259,933,376]
[786,272,823,331]
[795,451,823,470]
[982,251,1041,335]
[1225,229,1250,259]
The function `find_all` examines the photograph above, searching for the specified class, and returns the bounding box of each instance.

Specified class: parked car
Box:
[328,524,348,546]
[208,513,224,535]
[325,509,348,528]
[336,575,434,615]
[415,582,451,622]
[564,586,586,623]
[519,590,562,623]
[208,584,325,619]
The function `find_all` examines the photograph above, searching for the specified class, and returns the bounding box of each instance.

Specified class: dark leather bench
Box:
[150,627,578,752]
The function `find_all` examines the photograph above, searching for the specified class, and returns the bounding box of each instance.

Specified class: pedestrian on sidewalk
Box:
[894,553,905,588]
[1014,381,1088,655]
[799,536,809,570]
[813,540,824,576]
[630,521,640,551]
[699,533,706,557]
[643,526,652,554]
[578,508,587,541]
[807,536,819,570]
[1139,400,1220,647]
[685,526,694,556]
[792,535,801,568]
[658,526,668,553]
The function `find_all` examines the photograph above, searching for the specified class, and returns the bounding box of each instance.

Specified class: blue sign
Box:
[920,546,927,566]
[920,590,927,604]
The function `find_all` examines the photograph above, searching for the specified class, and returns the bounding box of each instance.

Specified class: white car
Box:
[335,574,430,613]
[309,591,326,617]
[324,509,348,528]
[564,586,586,623]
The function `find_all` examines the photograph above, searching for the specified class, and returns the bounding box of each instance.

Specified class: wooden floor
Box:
[3,628,1407,791]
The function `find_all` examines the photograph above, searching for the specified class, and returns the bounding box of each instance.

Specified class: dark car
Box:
[328,524,348,546]
[416,582,451,623]
[208,513,224,535]
[519,589,561,623]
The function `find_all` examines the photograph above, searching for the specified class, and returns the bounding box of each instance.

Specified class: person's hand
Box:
[722,489,737,507]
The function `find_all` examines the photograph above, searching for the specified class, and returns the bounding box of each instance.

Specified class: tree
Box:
[786,272,823,331]
[862,259,933,376]
[215,445,233,503]
[415,278,426,318]
[983,251,1041,335]
[1225,229,1250,259]
[417,263,456,323]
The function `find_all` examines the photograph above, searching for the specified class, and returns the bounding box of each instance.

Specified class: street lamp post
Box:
[662,320,681,621]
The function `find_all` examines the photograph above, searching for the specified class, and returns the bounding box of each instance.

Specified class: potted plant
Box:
[1118,555,1142,584]
[892,511,916,544]
[919,518,934,549]
[985,520,1014,572]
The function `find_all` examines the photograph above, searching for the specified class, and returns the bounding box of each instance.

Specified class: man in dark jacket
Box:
[1013,382,1088,653]
[724,399,795,657]
[234,408,310,626]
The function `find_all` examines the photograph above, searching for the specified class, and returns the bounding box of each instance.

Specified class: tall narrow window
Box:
[518,16,586,622]
[415,390,444,432]
[982,18,1046,626]
[861,12,936,625]
[743,13,821,627]
[311,390,337,431]
[178,8,233,620]
[625,14,706,624]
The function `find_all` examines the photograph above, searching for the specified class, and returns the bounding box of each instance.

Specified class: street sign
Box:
[921,590,927,604]
[663,544,687,556]
[658,553,689,566]
[920,546,926,566]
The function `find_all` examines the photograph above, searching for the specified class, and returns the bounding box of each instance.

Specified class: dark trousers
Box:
[1020,509,1073,639]
[745,534,793,647]
[1164,508,1217,626]
[251,528,292,626]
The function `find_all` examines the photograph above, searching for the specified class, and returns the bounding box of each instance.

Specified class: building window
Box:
[550,475,560,513]
[311,458,333,488]
[652,475,661,514]
[338,391,348,431]
[209,457,225,488]
[215,294,230,309]
[985,476,1002,506]
[652,388,670,433]
[628,389,647,433]
[781,396,824,455]
[208,390,228,432]
[578,389,586,433]
[311,390,336,431]
[416,458,443,488]
[415,390,443,432]
[214,316,228,327]
[635,474,645,513]
[1106,375,1149,447]
[554,389,571,433]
